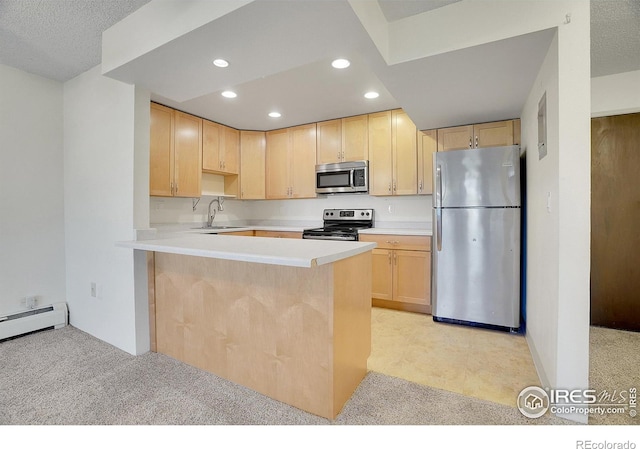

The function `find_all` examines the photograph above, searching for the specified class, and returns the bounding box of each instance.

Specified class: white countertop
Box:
[116,233,376,268]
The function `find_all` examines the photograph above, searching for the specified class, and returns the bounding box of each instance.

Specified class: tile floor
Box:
[368,307,540,407]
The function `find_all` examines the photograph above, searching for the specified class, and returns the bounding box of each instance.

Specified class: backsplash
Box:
[150,194,432,228]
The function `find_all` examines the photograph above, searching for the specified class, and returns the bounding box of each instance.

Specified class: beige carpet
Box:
[0,326,574,426]
[589,325,640,425]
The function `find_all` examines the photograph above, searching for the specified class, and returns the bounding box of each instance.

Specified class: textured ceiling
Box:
[0,0,638,130]
[0,0,151,81]
[0,0,636,83]
[591,0,640,77]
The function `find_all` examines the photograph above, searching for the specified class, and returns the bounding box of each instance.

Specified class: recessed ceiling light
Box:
[268,112,282,118]
[331,58,350,69]
[213,59,229,68]
[364,91,380,99]
[221,90,237,98]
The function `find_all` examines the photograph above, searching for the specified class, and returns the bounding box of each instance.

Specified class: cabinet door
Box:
[290,123,317,198]
[474,120,513,148]
[368,110,393,196]
[342,114,368,162]
[149,103,174,197]
[202,120,221,173]
[173,111,202,197]
[437,125,473,152]
[316,119,342,164]
[239,131,266,200]
[513,119,521,145]
[371,249,393,301]
[392,109,417,195]
[221,125,239,174]
[265,128,290,199]
[418,130,437,195]
[394,250,430,306]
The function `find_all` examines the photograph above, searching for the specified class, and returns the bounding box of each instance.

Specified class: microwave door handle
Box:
[350,169,355,190]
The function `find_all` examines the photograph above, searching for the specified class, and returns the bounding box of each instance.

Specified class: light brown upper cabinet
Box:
[513,118,521,145]
[417,129,437,195]
[437,119,515,151]
[316,115,368,164]
[150,103,202,197]
[266,123,317,199]
[369,109,418,196]
[239,130,266,200]
[202,120,239,175]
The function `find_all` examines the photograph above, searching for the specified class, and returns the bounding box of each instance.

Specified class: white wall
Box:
[522,1,591,424]
[64,66,149,355]
[0,64,66,315]
[521,33,560,391]
[591,70,640,117]
[150,194,431,228]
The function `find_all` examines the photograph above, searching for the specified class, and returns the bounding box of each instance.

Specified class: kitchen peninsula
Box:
[117,233,375,419]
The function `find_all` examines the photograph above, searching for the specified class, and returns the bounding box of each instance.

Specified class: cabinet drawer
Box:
[359,234,431,251]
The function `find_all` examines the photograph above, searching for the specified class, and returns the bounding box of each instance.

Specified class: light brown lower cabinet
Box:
[359,234,431,314]
[254,230,302,239]
[223,230,255,236]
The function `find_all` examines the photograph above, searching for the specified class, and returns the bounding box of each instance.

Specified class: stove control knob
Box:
[366,212,370,216]
[360,212,364,216]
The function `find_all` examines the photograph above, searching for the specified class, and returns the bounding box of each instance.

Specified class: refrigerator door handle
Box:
[435,165,442,208]
[436,208,442,251]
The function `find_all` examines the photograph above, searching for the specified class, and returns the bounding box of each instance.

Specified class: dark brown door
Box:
[591,113,640,331]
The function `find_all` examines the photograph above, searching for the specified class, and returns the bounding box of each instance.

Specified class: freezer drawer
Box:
[432,207,520,328]
[434,146,520,208]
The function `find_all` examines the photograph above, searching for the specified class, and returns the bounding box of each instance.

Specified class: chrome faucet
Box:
[206,197,224,228]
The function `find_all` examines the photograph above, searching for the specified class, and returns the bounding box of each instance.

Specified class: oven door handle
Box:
[303,234,355,241]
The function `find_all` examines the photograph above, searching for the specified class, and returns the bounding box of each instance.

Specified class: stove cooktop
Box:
[302,209,374,241]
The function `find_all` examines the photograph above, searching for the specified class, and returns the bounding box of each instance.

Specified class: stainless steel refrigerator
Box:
[432,145,521,332]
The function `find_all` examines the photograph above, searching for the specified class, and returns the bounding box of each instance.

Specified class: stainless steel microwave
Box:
[315,160,368,194]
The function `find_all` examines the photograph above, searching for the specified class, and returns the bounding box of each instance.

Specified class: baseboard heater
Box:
[0,302,68,341]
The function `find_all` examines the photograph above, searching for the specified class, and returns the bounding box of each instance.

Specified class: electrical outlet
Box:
[91,282,97,298]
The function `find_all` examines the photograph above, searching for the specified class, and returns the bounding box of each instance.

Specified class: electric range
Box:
[302,209,374,241]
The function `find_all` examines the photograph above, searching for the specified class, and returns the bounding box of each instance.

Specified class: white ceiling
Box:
[1,0,639,131]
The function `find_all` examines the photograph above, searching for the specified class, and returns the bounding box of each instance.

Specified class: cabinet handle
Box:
[388,251,392,265]
[342,150,345,161]
[337,151,341,160]
[170,182,174,195]
[393,182,397,192]
[388,183,391,193]
[475,136,478,148]
[468,137,472,148]
[175,183,178,194]
[393,252,397,264]
[419,180,423,192]
[385,240,400,245]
